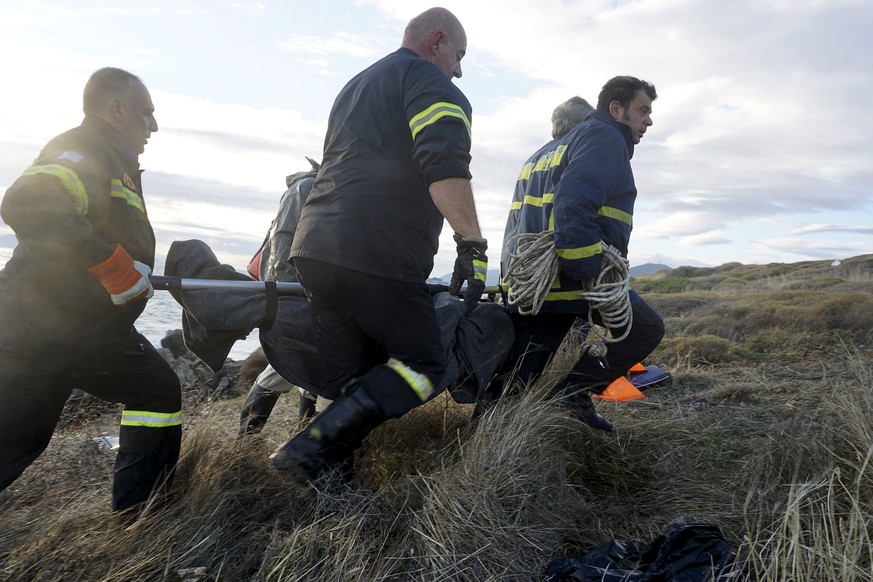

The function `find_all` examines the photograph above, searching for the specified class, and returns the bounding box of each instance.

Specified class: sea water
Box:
[138,287,261,362]
[0,246,260,362]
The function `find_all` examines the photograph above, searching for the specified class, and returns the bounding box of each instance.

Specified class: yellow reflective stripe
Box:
[110,178,145,212]
[121,410,182,428]
[514,192,555,209]
[22,164,89,215]
[472,259,487,282]
[531,145,567,173]
[545,289,588,302]
[387,357,434,402]
[409,102,471,140]
[518,162,534,181]
[556,240,602,260]
[598,206,633,226]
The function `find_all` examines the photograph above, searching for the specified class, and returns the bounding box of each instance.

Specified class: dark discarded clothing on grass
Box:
[163,239,513,403]
[545,521,745,582]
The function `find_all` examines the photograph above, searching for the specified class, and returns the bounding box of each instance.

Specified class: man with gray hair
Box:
[551,96,593,139]
[488,76,665,431]
[273,7,487,484]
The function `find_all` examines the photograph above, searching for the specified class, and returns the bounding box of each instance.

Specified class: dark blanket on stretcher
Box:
[163,239,514,403]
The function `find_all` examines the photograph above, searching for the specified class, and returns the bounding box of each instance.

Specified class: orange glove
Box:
[88,244,153,306]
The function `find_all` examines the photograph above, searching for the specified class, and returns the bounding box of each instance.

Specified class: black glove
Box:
[449,233,488,315]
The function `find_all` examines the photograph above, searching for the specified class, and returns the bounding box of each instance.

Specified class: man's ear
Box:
[108,97,125,122]
[431,30,445,53]
[608,100,624,121]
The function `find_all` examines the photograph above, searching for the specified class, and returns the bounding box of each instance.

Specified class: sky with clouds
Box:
[1,0,871,279]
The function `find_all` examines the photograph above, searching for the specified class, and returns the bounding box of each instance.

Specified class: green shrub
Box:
[642,294,711,318]
[634,276,693,294]
[655,335,745,366]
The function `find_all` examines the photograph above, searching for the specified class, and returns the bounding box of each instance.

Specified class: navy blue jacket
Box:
[501,110,636,313]
[291,48,473,283]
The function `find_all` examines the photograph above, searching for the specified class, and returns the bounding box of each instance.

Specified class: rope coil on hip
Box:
[505,230,632,357]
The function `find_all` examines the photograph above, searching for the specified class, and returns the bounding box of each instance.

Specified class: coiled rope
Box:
[505,230,632,357]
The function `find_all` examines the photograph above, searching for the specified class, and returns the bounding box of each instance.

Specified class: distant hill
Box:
[432,269,502,286]
[432,266,671,285]
[629,263,672,277]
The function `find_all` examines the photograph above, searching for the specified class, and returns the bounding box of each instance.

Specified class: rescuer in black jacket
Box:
[273,7,488,483]
[0,68,182,512]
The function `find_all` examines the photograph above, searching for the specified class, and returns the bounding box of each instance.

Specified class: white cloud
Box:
[681,231,732,246]
[2,0,872,274]
[278,32,381,58]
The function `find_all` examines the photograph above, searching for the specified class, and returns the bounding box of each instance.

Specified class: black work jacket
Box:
[0,115,156,363]
[291,48,473,283]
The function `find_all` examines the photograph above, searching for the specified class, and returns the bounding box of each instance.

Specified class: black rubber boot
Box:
[270,386,386,483]
[298,390,317,420]
[238,383,282,437]
[554,386,614,432]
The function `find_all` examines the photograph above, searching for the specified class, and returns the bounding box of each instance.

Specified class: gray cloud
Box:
[3,0,871,273]
[448,0,873,267]
[145,171,277,209]
[164,128,291,155]
[792,224,873,236]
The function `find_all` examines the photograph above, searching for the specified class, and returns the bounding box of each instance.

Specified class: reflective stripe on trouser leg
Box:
[385,357,434,403]
[113,409,182,511]
[356,361,436,419]
[121,409,183,427]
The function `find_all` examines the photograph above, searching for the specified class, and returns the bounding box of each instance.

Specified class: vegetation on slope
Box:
[1,254,871,581]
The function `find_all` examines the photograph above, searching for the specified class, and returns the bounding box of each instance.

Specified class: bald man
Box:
[0,67,182,512]
[274,7,487,484]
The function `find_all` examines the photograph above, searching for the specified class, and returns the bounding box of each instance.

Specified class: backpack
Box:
[247,157,320,280]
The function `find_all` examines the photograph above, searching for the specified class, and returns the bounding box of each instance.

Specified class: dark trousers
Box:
[484,290,664,403]
[294,258,445,417]
[0,330,182,510]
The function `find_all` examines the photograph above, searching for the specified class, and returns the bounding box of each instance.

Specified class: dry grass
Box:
[2,254,873,581]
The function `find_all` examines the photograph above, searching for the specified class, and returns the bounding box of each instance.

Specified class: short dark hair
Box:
[83,67,142,115]
[596,76,657,112]
[551,96,593,138]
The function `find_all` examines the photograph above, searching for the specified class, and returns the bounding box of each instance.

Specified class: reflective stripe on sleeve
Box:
[545,289,590,302]
[22,164,90,215]
[121,410,183,428]
[598,206,633,226]
[409,102,471,140]
[473,259,487,283]
[556,240,602,260]
[386,358,434,402]
[110,178,145,212]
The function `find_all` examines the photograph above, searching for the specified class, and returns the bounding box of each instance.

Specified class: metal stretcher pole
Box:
[150,275,503,296]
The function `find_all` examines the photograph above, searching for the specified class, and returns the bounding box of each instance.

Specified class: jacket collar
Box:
[81,115,140,163]
[587,109,635,159]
